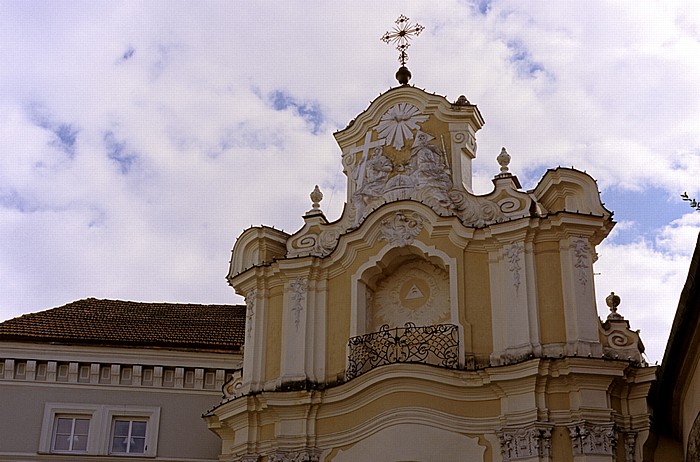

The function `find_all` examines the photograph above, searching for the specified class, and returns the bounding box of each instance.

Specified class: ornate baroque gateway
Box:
[211,28,657,461]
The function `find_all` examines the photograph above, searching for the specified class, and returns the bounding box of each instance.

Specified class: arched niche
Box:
[350,240,465,367]
[688,411,700,461]
[329,423,485,462]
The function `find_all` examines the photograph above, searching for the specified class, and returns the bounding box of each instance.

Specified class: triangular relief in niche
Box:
[405,285,424,300]
[370,259,450,331]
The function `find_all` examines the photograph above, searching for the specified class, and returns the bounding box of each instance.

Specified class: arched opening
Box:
[348,241,465,377]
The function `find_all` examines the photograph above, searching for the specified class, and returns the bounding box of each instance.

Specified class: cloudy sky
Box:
[1,1,699,363]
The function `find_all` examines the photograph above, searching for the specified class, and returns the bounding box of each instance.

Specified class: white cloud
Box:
[0,0,698,363]
[594,212,700,363]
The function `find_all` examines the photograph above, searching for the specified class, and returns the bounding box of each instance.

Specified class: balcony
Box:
[346,323,459,380]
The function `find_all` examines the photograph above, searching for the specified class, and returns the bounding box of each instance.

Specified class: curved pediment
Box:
[532,167,612,218]
[334,86,486,228]
[228,226,289,279]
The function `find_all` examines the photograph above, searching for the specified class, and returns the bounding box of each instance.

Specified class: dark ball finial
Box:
[396,66,411,85]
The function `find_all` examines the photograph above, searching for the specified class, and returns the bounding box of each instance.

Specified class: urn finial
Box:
[606,292,624,320]
[497,147,511,173]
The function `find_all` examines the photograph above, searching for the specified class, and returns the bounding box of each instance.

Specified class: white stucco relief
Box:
[573,238,591,287]
[499,426,552,461]
[568,423,617,456]
[346,103,508,228]
[287,101,531,259]
[245,289,256,337]
[289,278,307,328]
[505,243,523,291]
[379,211,424,247]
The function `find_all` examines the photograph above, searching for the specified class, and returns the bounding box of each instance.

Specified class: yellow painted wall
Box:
[463,250,493,357]
[326,275,351,381]
[264,286,283,381]
[316,391,501,435]
[551,426,574,462]
[534,240,567,344]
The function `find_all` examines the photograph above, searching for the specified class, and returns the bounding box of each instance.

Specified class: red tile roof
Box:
[0,298,245,352]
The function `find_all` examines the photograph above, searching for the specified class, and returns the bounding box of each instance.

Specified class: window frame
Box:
[106,407,159,457]
[51,415,91,453]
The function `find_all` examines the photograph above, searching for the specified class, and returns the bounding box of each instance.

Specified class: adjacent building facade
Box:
[0,299,244,461]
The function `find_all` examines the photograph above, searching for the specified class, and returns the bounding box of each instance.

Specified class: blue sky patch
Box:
[51,123,79,157]
[471,0,492,15]
[602,186,690,246]
[26,105,79,158]
[269,90,324,134]
[104,131,138,174]
[0,188,37,213]
[122,46,135,61]
[507,40,548,79]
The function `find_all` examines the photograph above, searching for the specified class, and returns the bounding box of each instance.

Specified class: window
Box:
[52,416,90,452]
[40,403,159,457]
[111,419,147,454]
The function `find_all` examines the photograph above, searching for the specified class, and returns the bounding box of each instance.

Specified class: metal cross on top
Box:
[381,15,425,66]
[381,15,425,84]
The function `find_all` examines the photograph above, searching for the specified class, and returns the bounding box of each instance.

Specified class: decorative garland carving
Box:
[379,211,424,247]
[505,243,523,291]
[568,423,617,456]
[499,426,552,461]
[289,278,308,328]
[624,432,637,462]
[572,238,591,286]
[245,289,256,337]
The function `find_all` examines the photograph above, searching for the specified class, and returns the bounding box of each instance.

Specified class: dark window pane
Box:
[56,418,72,433]
[130,437,146,453]
[112,436,127,453]
[74,419,90,435]
[73,435,88,451]
[113,420,130,437]
[53,435,70,451]
[132,421,147,437]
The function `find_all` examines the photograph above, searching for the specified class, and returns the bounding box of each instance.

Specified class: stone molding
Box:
[0,357,233,391]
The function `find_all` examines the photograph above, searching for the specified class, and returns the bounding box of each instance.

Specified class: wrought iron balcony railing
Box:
[346,323,459,380]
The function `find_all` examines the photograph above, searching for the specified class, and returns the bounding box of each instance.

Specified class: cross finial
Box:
[381,15,425,85]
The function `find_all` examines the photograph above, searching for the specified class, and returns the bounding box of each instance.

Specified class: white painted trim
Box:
[0,342,240,370]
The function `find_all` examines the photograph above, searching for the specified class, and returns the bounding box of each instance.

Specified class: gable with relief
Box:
[342,100,488,227]
[369,259,450,331]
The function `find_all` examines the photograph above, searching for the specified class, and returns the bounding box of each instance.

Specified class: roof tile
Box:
[0,298,245,351]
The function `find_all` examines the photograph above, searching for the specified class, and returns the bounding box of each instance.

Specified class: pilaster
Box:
[559,236,603,357]
[488,229,542,366]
